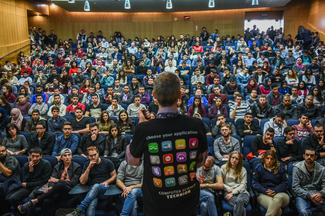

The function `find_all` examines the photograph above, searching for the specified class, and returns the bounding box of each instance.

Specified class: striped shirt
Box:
[230,103,251,121]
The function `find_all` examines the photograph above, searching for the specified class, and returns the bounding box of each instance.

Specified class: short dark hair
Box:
[304,148,316,155]
[36,94,43,99]
[265,127,275,134]
[271,84,278,89]
[72,94,79,99]
[63,121,72,127]
[36,122,46,128]
[244,112,253,117]
[29,147,42,155]
[89,122,99,129]
[75,107,83,112]
[314,123,324,129]
[32,110,40,114]
[91,94,98,98]
[51,106,60,112]
[284,126,295,134]
[216,114,225,119]
[276,113,286,119]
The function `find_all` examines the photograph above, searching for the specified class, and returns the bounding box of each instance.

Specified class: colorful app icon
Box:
[165,177,176,187]
[153,178,162,188]
[152,166,161,177]
[175,139,186,150]
[176,152,187,162]
[189,161,196,171]
[164,166,174,176]
[177,164,188,174]
[148,143,159,153]
[189,138,198,148]
[161,141,172,152]
[190,150,197,160]
[178,175,188,185]
[189,172,196,181]
[150,155,160,164]
[163,154,173,164]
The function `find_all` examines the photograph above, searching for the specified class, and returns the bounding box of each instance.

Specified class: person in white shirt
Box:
[164,60,177,73]
[191,69,205,85]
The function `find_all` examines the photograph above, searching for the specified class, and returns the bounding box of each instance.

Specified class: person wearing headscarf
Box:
[0,107,10,130]
[260,77,272,95]
[262,60,270,73]
[10,108,26,131]
[245,78,260,97]
[292,58,306,76]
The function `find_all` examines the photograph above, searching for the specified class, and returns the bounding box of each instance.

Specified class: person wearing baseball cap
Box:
[18,147,82,216]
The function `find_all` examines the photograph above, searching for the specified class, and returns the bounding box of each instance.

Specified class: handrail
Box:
[0,43,31,60]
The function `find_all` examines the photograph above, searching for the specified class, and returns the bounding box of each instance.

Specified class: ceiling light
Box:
[51,3,56,8]
[125,0,131,9]
[252,0,259,6]
[68,0,75,3]
[84,0,90,11]
[166,0,172,9]
[37,14,39,16]
[208,0,215,8]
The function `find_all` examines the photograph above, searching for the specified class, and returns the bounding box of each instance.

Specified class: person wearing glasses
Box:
[18,148,82,216]
[221,151,250,216]
[52,122,78,161]
[302,123,325,166]
[29,122,54,155]
[66,146,117,216]
[277,126,303,165]
[196,156,223,216]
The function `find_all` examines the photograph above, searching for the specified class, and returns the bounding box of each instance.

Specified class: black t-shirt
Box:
[69,117,92,131]
[130,115,207,216]
[82,158,115,185]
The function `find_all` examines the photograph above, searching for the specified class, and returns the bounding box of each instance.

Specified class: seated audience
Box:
[250,128,276,161]
[29,122,54,155]
[127,95,146,117]
[48,94,67,117]
[188,96,206,118]
[310,86,325,106]
[290,86,304,104]
[297,81,309,98]
[187,89,209,108]
[2,85,16,103]
[97,111,114,134]
[260,77,272,95]
[237,112,262,137]
[2,123,28,155]
[18,148,82,216]
[221,151,250,216]
[79,79,91,95]
[107,97,125,118]
[48,88,65,105]
[246,89,259,108]
[28,94,49,117]
[223,77,241,96]
[78,123,108,158]
[14,93,31,116]
[66,147,117,216]
[251,95,274,123]
[25,110,47,135]
[293,114,314,140]
[208,85,227,106]
[196,156,223,216]
[292,148,325,216]
[212,114,236,137]
[277,126,303,164]
[230,94,251,121]
[137,85,150,106]
[191,68,205,85]
[81,85,101,105]
[85,94,106,118]
[10,108,26,131]
[252,150,289,216]
[244,78,260,97]
[213,123,240,163]
[302,123,325,166]
[118,85,134,106]
[118,110,136,135]
[208,97,228,119]
[30,85,47,104]
[52,122,78,159]
[263,113,287,137]
[69,107,91,134]
[193,113,212,136]
[8,147,51,214]
[274,94,298,119]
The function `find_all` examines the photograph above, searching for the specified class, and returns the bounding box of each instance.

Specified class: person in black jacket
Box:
[297,95,322,120]
[77,123,108,158]
[302,123,325,165]
[222,77,241,95]
[212,114,236,137]
[107,124,128,159]
[271,51,285,71]
[251,95,274,124]
[277,126,303,164]
[237,112,262,137]
[29,122,54,155]
[118,85,134,105]
[269,68,285,86]
[274,95,298,120]
[250,128,276,164]
[18,148,82,216]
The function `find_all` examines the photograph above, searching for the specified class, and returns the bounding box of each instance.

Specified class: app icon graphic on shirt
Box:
[189,138,198,148]
[176,152,187,162]
[152,166,161,177]
[153,178,162,188]
[189,161,196,171]
[148,143,159,153]
[189,172,196,181]
[165,177,176,187]
[190,150,197,160]
[161,141,172,152]
[177,164,188,174]
[163,154,173,164]
[175,139,186,150]
[178,175,188,185]
[150,155,160,164]
[164,166,175,176]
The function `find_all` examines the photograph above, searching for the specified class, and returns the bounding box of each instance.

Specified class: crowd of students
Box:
[0,24,325,216]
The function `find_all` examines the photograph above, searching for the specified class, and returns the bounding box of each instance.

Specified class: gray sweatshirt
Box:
[28,103,49,116]
[214,137,240,161]
[292,161,325,199]
[127,103,146,117]
[117,161,144,187]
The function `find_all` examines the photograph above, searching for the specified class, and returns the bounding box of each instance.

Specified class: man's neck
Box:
[245,121,251,126]
[76,116,83,121]
[38,132,44,139]
[298,123,306,128]
[73,103,78,106]
[223,135,230,143]
[37,102,43,106]
[135,103,140,107]
[64,133,71,139]
[93,102,99,107]
[305,161,315,172]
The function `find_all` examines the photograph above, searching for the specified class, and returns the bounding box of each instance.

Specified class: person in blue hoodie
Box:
[279,80,291,95]
[236,67,251,95]
[252,150,290,216]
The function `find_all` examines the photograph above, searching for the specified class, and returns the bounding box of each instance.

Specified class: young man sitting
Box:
[212,114,236,137]
[85,94,106,119]
[237,112,262,137]
[66,94,86,115]
[29,122,54,155]
[28,94,49,117]
[127,95,146,118]
[263,113,287,137]
[14,93,31,116]
[292,114,314,140]
[25,110,47,135]
[48,106,67,135]
[69,107,91,135]
[107,97,125,118]
[47,94,66,117]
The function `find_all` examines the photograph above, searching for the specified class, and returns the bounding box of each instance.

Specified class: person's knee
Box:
[207,193,215,202]
[200,201,207,211]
